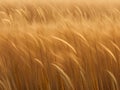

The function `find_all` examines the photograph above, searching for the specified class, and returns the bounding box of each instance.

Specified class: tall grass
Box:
[0,0,120,90]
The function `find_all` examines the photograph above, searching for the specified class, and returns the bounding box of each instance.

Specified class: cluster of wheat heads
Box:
[0,1,120,90]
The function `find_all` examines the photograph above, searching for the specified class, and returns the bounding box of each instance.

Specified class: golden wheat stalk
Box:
[51,35,77,54]
[107,70,119,90]
[72,30,89,47]
[34,58,44,68]
[51,63,74,90]
[99,42,117,63]
[110,41,120,52]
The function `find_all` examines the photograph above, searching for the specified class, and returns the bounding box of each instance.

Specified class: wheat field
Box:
[0,0,120,90]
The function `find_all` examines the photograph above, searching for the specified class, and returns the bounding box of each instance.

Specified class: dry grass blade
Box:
[99,43,117,63]
[0,80,6,90]
[72,30,89,47]
[36,35,46,52]
[107,70,119,90]
[110,41,120,52]
[70,54,84,72]
[34,58,44,68]
[51,63,74,90]
[27,33,39,47]
[80,70,88,89]
[15,9,22,15]
[51,36,77,54]
[10,41,19,51]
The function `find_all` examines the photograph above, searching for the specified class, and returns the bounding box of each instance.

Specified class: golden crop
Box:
[0,0,119,90]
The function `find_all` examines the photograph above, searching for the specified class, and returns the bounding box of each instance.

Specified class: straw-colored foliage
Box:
[0,0,119,90]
